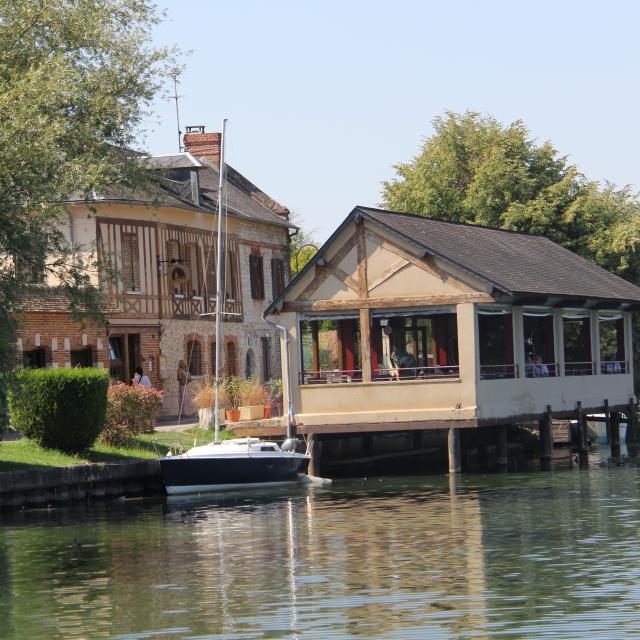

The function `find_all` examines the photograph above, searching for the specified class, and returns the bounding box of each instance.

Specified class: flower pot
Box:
[226,409,241,423]
[239,404,265,421]
[263,406,272,419]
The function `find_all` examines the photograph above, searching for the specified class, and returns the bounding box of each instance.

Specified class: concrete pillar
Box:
[496,425,508,472]
[576,401,588,469]
[610,411,621,463]
[448,427,461,474]
[307,434,322,477]
[540,405,553,471]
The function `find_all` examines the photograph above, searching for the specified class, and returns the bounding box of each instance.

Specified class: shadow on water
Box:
[2,447,640,638]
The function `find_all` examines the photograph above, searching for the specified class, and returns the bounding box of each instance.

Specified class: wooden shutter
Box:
[271,257,284,299]
[257,255,265,299]
[261,336,271,381]
[249,254,258,299]
[122,232,140,292]
[226,342,237,377]
[204,240,216,300]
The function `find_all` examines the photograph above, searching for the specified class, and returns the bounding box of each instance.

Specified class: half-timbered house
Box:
[16,126,295,415]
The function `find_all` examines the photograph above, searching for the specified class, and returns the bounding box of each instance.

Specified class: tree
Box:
[382,111,640,387]
[0,0,175,423]
[382,111,640,282]
[289,215,318,277]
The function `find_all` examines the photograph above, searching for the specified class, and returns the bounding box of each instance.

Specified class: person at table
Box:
[534,355,549,377]
[396,345,417,378]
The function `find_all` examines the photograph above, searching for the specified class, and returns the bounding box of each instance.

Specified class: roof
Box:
[68,153,296,230]
[16,288,120,314]
[266,206,640,313]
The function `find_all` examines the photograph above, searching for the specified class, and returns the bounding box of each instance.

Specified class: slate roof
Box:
[358,207,640,303]
[68,153,296,230]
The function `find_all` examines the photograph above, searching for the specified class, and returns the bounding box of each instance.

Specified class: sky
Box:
[145,0,640,241]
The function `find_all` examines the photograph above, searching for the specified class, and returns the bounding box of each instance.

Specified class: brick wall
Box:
[16,313,110,370]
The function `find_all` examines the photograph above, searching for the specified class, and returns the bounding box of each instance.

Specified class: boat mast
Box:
[213,118,227,443]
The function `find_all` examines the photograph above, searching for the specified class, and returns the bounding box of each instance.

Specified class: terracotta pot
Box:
[226,409,240,423]
[263,406,272,419]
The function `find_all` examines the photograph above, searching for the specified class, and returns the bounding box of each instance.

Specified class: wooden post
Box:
[625,398,638,448]
[307,434,321,477]
[576,401,588,468]
[359,307,372,382]
[496,425,508,472]
[448,427,461,474]
[540,405,553,471]
[604,398,611,444]
[610,411,621,462]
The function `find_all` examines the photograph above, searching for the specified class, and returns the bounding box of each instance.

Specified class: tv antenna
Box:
[169,74,185,152]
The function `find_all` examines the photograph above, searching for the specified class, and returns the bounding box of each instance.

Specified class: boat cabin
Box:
[267,207,640,434]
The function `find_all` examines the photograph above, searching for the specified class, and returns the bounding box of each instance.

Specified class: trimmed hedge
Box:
[9,368,109,452]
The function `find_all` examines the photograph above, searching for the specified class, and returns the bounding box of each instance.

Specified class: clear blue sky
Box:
[145,0,640,241]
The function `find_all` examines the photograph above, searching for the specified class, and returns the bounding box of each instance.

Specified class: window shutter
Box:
[249,254,257,299]
[122,233,140,291]
[271,258,284,299]
[205,241,216,300]
[226,342,237,377]
[257,255,265,299]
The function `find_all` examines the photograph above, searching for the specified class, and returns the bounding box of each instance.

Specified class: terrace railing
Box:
[600,360,629,374]
[564,361,594,376]
[479,364,518,380]
[300,370,362,385]
[373,366,460,381]
[525,362,558,378]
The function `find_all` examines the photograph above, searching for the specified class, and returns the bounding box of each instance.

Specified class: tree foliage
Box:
[0,0,174,418]
[382,111,640,283]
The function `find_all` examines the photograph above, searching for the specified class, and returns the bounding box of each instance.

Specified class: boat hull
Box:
[160,455,308,495]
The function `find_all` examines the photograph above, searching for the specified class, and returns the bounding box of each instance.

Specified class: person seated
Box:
[388,350,400,381]
[396,345,417,378]
[525,355,536,377]
[534,355,549,377]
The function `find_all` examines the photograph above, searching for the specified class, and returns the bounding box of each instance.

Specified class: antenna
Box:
[170,74,183,152]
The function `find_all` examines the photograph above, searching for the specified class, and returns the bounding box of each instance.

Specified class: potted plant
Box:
[263,379,282,418]
[194,385,226,428]
[222,376,241,422]
[238,377,265,421]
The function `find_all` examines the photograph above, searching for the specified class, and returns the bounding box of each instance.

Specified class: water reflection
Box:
[1,461,640,638]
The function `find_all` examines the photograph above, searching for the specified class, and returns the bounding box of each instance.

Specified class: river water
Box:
[2,450,640,639]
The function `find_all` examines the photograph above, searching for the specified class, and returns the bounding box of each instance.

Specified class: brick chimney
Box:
[183,125,221,167]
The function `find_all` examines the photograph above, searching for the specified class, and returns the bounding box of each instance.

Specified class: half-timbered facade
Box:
[16,127,294,415]
[267,206,640,435]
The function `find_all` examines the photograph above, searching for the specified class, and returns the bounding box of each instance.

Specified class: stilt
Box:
[604,399,611,444]
[448,427,461,474]
[496,424,508,472]
[610,411,621,463]
[540,405,553,471]
[626,397,639,458]
[576,401,588,469]
[307,434,322,477]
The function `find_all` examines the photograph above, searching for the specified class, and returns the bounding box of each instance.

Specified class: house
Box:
[16,126,295,416]
[266,206,640,465]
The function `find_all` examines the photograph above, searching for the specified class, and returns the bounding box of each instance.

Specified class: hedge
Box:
[8,368,109,452]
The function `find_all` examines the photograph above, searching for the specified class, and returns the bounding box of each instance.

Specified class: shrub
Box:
[194,385,215,411]
[9,368,109,452]
[222,376,241,409]
[100,383,164,446]
[239,377,264,406]
[263,379,283,410]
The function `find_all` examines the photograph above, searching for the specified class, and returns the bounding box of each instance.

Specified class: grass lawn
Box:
[0,427,231,472]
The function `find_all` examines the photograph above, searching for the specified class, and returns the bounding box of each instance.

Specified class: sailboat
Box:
[159,120,309,495]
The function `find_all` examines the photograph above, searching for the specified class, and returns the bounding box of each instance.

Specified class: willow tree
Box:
[0,0,175,420]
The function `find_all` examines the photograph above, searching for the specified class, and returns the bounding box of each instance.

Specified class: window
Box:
[262,336,271,381]
[300,317,361,383]
[122,232,141,292]
[188,243,203,297]
[245,348,256,379]
[249,250,265,300]
[167,239,187,296]
[523,310,556,377]
[371,310,459,380]
[23,347,47,368]
[226,342,238,377]
[478,309,515,379]
[271,257,285,300]
[599,314,626,374]
[225,247,239,301]
[186,339,203,376]
[71,348,93,368]
[15,256,45,284]
[563,312,592,375]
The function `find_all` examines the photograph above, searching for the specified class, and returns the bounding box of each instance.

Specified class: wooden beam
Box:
[367,257,409,292]
[331,266,359,294]
[283,292,494,313]
[356,221,368,298]
[298,418,477,435]
[359,307,371,382]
